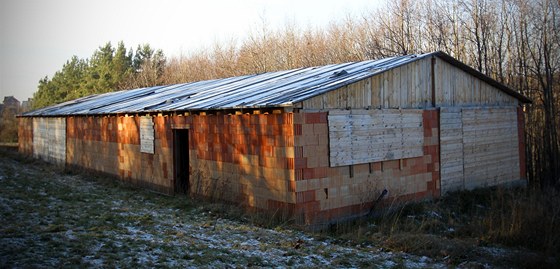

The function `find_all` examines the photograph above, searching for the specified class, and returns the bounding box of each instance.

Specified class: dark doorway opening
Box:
[173,129,189,194]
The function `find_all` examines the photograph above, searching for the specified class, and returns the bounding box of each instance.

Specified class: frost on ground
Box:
[0,153,447,268]
[0,151,536,268]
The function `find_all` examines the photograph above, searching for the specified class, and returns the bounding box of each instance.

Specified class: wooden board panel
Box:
[439,107,464,194]
[33,117,66,164]
[328,109,424,167]
[440,106,520,194]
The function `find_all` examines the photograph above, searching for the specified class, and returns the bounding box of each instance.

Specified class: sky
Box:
[0,0,382,102]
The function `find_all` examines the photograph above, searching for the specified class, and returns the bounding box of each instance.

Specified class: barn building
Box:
[18,51,530,226]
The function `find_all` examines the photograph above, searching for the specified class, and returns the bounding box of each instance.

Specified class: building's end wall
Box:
[292,110,440,226]
[18,117,33,155]
[434,58,519,107]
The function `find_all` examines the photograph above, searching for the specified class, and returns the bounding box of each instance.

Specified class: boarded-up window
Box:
[140,116,154,154]
[32,117,66,164]
[440,107,520,193]
[328,109,424,167]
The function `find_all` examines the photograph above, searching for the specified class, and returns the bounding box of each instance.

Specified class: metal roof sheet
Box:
[22,51,529,117]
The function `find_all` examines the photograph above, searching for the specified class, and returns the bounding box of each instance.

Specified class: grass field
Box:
[0,148,556,268]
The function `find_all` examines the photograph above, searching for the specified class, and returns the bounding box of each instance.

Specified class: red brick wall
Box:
[66,115,173,194]
[60,113,297,203]
[17,117,33,155]
[66,116,119,177]
[182,113,296,211]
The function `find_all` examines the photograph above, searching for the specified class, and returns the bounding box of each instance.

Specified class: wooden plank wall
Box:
[328,109,424,167]
[434,59,518,107]
[32,117,66,164]
[302,58,432,110]
[439,108,465,193]
[301,56,519,111]
[440,107,520,193]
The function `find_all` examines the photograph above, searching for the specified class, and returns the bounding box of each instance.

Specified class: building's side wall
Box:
[24,112,297,208]
[66,115,172,194]
[293,110,440,225]
[182,113,296,212]
[32,117,66,164]
[18,117,33,155]
[440,106,522,193]
[67,116,119,176]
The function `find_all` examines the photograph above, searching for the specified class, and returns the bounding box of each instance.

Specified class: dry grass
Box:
[327,187,559,268]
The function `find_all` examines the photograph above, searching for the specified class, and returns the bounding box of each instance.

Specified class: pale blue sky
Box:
[0,0,381,101]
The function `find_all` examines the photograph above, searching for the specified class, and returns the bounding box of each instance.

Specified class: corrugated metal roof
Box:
[22,51,529,117]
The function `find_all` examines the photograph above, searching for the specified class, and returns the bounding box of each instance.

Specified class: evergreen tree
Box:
[31,41,141,109]
[130,44,166,88]
[82,42,116,94]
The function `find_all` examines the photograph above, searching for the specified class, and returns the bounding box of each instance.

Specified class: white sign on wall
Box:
[140,116,155,154]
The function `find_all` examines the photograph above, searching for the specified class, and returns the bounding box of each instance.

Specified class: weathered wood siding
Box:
[301,56,519,110]
[302,58,433,109]
[434,58,518,106]
[32,117,66,164]
[440,107,521,193]
[328,109,424,166]
[439,108,464,193]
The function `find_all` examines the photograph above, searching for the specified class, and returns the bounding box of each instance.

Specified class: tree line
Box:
[31,0,559,188]
[32,42,166,109]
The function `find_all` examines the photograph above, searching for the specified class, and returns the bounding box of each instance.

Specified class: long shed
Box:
[19,51,530,226]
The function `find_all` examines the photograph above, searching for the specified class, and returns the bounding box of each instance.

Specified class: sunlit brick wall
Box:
[182,113,296,210]
[66,115,173,194]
